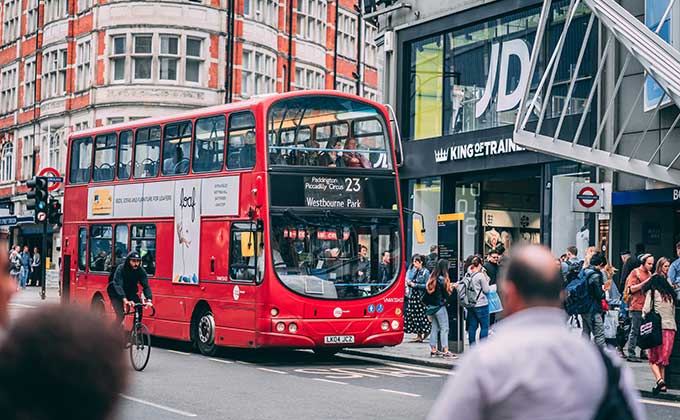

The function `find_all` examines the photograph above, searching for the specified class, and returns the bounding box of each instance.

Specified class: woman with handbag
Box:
[642,257,677,394]
[404,254,431,342]
[423,259,457,359]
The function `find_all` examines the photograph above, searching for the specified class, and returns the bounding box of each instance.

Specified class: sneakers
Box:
[441,351,458,359]
[626,356,641,363]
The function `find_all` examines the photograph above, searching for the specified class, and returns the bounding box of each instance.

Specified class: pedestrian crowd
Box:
[8,244,41,289]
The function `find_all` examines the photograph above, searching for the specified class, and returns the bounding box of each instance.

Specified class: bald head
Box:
[499,245,563,312]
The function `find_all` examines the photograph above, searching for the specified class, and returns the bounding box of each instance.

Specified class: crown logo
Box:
[434,147,449,163]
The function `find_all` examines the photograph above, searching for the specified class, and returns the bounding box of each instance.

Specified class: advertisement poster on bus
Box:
[173,179,201,285]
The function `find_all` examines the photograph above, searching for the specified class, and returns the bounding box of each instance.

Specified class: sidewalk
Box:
[343,333,680,401]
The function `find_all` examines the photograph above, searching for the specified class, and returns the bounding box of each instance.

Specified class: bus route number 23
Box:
[344,177,362,192]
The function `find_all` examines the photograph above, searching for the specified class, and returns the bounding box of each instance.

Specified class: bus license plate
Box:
[324,335,355,344]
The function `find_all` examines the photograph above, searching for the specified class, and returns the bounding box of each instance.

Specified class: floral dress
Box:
[404,267,432,335]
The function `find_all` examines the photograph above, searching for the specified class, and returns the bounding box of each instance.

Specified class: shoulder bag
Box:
[638,290,663,350]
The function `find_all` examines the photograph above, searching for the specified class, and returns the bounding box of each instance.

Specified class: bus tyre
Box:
[194,308,217,356]
[91,295,105,314]
[313,347,340,359]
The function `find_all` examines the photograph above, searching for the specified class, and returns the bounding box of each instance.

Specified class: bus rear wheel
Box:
[193,307,217,356]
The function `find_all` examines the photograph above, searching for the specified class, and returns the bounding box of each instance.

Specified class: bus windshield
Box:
[270,213,400,299]
[267,96,393,169]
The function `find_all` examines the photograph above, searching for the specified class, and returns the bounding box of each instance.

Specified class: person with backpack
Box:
[427,245,644,420]
[422,259,457,359]
[624,253,654,362]
[578,252,607,347]
[461,255,490,345]
[561,246,583,286]
[642,257,676,394]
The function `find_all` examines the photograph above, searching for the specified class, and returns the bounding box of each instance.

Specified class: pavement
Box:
[344,333,680,402]
[6,291,680,420]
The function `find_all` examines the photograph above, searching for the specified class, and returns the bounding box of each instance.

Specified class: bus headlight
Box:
[391,320,399,330]
[381,321,389,331]
[271,308,279,317]
[288,323,298,333]
[275,322,286,332]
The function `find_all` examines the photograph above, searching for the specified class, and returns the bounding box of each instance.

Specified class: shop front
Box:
[396,0,598,258]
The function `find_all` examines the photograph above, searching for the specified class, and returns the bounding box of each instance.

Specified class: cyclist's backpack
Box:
[565,268,596,315]
[564,259,584,286]
[458,272,482,309]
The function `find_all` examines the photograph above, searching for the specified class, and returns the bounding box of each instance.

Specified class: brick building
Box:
[0,0,381,264]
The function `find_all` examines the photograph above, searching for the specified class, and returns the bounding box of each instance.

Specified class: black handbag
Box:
[638,290,663,350]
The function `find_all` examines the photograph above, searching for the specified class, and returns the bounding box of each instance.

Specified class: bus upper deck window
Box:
[93,133,117,182]
[162,120,192,176]
[69,137,93,184]
[134,126,161,179]
[193,115,225,173]
[117,130,133,180]
[227,111,256,170]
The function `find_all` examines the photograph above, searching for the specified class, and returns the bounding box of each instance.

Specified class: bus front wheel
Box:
[193,307,218,356]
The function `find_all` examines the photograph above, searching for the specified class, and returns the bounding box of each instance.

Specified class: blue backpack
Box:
[565,268,597,315]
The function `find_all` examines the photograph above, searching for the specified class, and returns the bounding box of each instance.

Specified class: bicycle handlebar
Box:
[124,302,156,317]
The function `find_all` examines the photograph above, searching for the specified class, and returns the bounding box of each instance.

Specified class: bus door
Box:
[73,226,88,303]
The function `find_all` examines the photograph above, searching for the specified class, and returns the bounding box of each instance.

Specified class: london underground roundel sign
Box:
[576,186,599,208]
[38,167,62,191]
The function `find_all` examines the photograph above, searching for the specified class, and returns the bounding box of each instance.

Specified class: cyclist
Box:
[107,251,153,324]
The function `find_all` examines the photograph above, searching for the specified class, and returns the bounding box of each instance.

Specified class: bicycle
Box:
[124,302,156,371]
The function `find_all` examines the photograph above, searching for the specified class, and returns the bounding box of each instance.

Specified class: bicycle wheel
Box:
[129,323,151,371]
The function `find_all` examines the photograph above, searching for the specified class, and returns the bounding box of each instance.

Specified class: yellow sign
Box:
[437,213,465,222]
[91,188,113,215]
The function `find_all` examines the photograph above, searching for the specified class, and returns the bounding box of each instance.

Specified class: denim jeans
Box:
[429,306,449,350]
[581,312,606,347]
[628,310,643,358]
[19,267,28,288]
[467,305,490,345]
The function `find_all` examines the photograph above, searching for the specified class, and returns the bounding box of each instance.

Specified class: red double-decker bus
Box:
[61,91,405,355]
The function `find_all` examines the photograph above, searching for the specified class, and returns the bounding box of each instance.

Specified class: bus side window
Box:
[69,137,93,184]
[117,130,133,180]
[114,224,129,268]
[227,111,256,170]
[193,115,225,173]
[134,126,161,179]
[78,227,87,271]
[131,224,156,276]
[229,222,261,282]
[89,224,113,273]
[162,120,192,176]
[93,133,116,182]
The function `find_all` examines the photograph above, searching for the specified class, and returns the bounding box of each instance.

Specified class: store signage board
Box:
[572,182,612,213]
[434,137,525,163]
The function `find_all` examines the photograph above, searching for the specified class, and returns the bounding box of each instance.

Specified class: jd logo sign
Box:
[475,39,531,119]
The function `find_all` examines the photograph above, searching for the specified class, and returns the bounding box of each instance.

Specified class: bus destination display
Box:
[303,176,365,208]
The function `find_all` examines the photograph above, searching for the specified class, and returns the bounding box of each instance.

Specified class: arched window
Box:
[49,132,61,171]
[1,142,14,182]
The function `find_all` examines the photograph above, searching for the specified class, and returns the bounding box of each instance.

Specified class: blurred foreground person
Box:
[0,305,128,420]
[428,245,644,420]
[0,244,16,333]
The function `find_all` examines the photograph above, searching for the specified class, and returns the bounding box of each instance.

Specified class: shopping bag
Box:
[487,290,503,314]
[639,290,663,350]
[604,310,618,340]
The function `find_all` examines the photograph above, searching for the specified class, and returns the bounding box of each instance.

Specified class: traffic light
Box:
[27,176,49,223]
[48,199,62,226]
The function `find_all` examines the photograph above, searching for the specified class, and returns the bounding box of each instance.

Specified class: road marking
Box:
[166,350,191,356]
[208,358,234,364]
[381,362,455,376]
[236,360,253,365]
[258,368,288,375]
[9,303,36,308]
[120,394,197,417]
[640,398,680,408]
[313,378,348,385]
[379,389,421,398]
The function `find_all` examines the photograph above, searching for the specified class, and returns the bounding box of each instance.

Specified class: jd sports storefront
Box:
[396,0,598,258]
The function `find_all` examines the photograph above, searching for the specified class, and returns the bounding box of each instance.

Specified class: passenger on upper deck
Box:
[318,139,345,168]
[342,138,371,168]
[239,130,256,169]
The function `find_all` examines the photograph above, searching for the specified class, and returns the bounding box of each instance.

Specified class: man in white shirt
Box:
[428,244,645,420]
